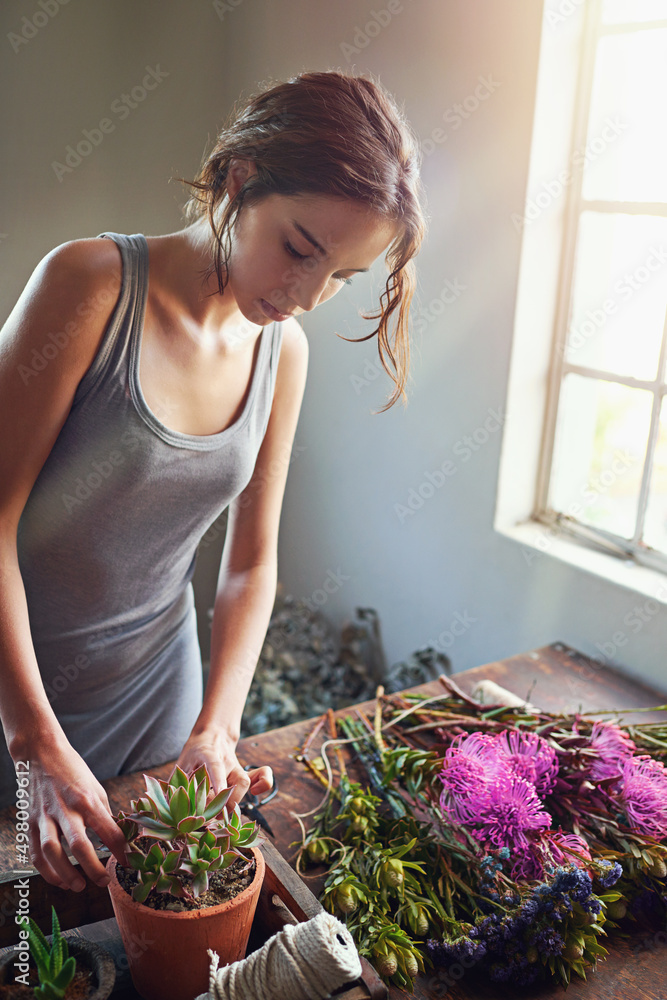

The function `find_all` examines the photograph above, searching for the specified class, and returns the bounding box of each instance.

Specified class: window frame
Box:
[532,0,667,574]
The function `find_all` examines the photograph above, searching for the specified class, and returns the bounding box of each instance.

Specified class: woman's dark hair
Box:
[179,70,427,411]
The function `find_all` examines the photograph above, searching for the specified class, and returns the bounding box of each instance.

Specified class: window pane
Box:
[564,212,667,380]
[602,0,667,23]
[643,395,667,553]
[549,374,652,538]
[581,29,667,202]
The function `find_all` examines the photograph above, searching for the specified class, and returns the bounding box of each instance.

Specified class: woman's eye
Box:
[284,240,308,261]
[285,241,352,285]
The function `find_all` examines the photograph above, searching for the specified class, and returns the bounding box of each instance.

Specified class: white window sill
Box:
[496,517,667,605]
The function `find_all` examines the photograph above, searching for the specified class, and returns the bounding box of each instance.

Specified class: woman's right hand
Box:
[22,737,130,892]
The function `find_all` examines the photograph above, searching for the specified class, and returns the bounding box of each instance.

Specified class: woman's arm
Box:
[176,317,309,807]
[0,239,130,889]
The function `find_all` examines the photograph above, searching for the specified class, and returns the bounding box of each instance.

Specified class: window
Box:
[532,0,667,573]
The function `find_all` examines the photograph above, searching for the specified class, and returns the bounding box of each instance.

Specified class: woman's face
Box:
[225,184,400,327]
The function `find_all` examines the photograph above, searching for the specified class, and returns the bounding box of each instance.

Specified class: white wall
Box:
[2,0,665,694]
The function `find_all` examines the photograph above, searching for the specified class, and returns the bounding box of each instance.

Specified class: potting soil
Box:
[115,854,256,911]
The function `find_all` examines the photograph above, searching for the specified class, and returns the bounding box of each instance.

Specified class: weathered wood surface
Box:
[0,642,666,998]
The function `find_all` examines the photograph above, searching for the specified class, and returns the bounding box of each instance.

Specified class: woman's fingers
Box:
[90,808,133,869]
[32,814,87,892]
[26,745,127,891]
[226,764,252,811]
[247,765,274,797]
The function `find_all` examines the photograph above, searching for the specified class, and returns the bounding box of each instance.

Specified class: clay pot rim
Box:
[106,845,265,920]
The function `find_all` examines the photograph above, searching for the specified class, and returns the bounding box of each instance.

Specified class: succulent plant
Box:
[115,763,260,904]
[26,906,77,1000]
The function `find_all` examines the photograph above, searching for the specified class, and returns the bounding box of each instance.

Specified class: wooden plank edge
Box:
[258,840,387,999]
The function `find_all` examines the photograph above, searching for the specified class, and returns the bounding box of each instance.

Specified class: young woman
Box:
[0,70,425,894]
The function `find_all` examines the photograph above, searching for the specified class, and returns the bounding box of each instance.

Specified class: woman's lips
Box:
[260,298,292,322]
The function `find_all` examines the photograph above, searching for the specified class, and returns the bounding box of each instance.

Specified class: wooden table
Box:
[1,642,666,999]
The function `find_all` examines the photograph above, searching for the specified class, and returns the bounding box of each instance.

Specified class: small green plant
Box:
[115,764,260,904]
[26,905,76,1000]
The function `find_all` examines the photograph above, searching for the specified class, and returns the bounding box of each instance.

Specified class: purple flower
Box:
[596,861,623,889]
[510,830,591,881]
[618,755,667,840]
[438,731,506,823]
[550,831,592,865]
[587,721,636,782]
[493,730,559,797]
[459,774,551,850]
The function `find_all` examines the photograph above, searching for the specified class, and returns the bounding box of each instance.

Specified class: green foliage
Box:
[296,702,667,992]
[115,764,260,904]
[27,906,76,1000]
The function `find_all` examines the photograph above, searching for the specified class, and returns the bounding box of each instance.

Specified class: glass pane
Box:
[581,29,667,202]
[564,212,667,380]
[643,395,667,553]
[549,374,652,538]
[602,0,667,23]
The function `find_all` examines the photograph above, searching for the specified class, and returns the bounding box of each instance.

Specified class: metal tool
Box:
[241,763,278,838]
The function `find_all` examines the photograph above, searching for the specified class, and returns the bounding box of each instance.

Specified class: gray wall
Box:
[3,0,665,694]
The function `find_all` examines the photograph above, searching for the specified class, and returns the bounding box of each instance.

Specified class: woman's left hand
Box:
[175,729,273,812]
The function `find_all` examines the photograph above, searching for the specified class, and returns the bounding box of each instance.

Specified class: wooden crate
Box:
[0,837,386,999]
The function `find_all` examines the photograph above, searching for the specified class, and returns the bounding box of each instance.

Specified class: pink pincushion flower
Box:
[493,730,559,797]
[458,774,551,850]
[438,730,558,843]
[618,754,667,840]
[438,732,505,822]
[587,721,637,782]
[510,830,591,880]
[550,830,592,864]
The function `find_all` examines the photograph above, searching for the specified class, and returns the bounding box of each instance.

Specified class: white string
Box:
[194,912,362,1000]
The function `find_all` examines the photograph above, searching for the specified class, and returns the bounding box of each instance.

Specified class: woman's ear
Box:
[226,158,258,201]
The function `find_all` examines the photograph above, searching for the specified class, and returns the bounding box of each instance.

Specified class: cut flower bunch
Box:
[295,684,667,990]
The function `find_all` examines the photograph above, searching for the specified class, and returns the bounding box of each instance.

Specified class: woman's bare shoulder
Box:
[1,235,125,402]
[39,235,123,294]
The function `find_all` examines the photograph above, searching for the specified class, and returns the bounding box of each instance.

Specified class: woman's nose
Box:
[280,263,331,313]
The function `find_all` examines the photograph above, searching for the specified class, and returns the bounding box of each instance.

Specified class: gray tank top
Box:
[0,232,284,805]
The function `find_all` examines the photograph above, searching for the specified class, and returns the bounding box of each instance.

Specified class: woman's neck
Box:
[147,214,261,350]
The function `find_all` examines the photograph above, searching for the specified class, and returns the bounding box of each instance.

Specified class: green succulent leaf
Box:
[131,796,154,815]
[147,843,165,866]
[132,877,156,904]
[203,786,233,822]
[51,956,76,990]
[117,816,141,841]
[177,815,205,835]
[169,765,191,791]
[200,829,216,848]
[133,816,177,838]
[162,849,182,873]
[155,873,175,893]
[126,852,148,869]
[169,786,191,825]
[27,929,51,979]
[144,775,173,823]
[192,764,211,796]
[191,870,209,897]
[195,779,208,816]
[27,917,50,962]
[48,939,62,978]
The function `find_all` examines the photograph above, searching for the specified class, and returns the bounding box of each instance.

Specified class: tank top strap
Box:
[73,232,146,405]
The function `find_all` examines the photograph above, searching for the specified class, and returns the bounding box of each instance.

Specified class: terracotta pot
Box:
[0,936,116,999]
[106,847,265,1000]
